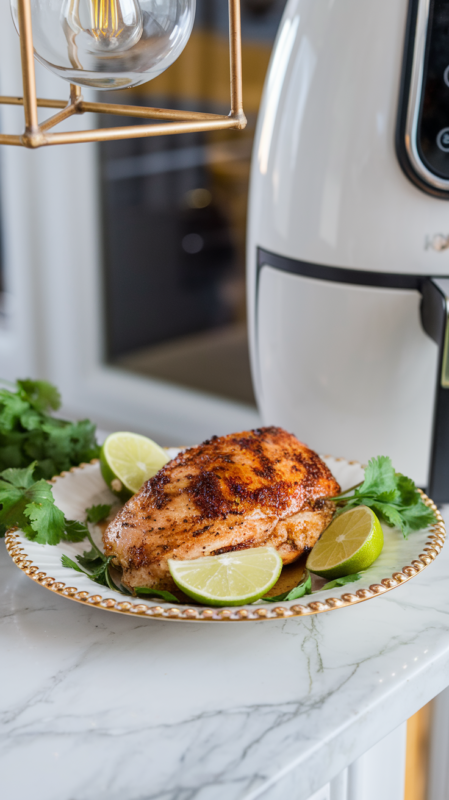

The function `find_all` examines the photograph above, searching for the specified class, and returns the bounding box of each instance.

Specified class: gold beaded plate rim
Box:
[4,454,446,622]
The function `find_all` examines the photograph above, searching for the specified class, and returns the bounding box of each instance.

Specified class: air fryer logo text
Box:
[425,234,449,251]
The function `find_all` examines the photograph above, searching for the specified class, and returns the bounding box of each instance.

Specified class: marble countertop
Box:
[2,509,449,800]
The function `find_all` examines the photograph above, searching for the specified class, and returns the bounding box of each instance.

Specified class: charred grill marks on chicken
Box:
[103,426,341,591]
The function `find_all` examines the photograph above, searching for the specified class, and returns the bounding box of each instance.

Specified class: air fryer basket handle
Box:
[421,277,449,504]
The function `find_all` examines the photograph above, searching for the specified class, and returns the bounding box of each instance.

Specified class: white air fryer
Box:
[247,0,449,502]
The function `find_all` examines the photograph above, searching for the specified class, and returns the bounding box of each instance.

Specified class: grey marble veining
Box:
[2,509,449,800]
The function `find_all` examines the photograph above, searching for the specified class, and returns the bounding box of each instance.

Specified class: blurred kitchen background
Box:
[101,0,286,408]
[0,0,288,444]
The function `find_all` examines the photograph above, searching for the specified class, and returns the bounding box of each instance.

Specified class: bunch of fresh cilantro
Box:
[0,378,99,479]
[330,455,437,537]
[0,377,99,540]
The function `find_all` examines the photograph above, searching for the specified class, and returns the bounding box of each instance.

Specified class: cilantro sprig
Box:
[0,462,88,543]
[262,572,362,602]
[330,456,437,537]
[61,537,126,594]
[61,546,181,598]
[134,587,180,603]
[263,570,312,602]
[61,504,129,593]
[0,378,99,480]
[321,573,362,590]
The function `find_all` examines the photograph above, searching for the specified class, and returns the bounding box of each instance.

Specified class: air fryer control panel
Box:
[419,0,449,178]
[397,0,449,195]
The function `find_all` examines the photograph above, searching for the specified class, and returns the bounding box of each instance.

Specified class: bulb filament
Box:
[61,0,143,60]
[90,0,123,45]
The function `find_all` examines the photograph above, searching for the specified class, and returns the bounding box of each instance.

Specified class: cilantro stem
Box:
[328,481,363,502]
[86,529,105,560]
[108,567,132,595]
[105,565,119,592]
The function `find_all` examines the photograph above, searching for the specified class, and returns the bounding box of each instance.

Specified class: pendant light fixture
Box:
[1,0,245,148]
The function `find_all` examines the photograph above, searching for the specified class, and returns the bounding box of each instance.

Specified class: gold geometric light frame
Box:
[0,0,246,148]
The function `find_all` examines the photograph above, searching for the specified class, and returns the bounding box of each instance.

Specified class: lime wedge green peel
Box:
[100,431,170,501]
[306,505,384,579]
[168,546,283,607]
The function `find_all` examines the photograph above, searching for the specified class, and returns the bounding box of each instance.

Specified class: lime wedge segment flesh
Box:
[100,431,170,501]
[306,506,384,579]
[168,546,283,607]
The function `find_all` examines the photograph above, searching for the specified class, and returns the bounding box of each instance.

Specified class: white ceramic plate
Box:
[5,453,445,622]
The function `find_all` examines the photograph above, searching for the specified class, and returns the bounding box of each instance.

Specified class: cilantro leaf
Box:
[263,571,312,602]
[134,587,180,603]
[321,573,362,590]
[76,537,105,569]
[17,379,61,412]
[355,456,397,500]
[369,501,405,533]
[395,474,418,506]
[86,504,112,524]
[63,519,90,542]
[76,547,103,568]
[84,560,112,586]
[24,499,66,545]
[19,408,43,432]
[0,462,40,529]
[0,461,37,490]
[284,573,312,601]
[76,553,105,571]
[398,500,437,535]
[61,554,84,572]
[0,392,30,432]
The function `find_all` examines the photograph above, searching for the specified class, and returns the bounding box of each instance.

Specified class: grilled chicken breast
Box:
[103,426,341,591]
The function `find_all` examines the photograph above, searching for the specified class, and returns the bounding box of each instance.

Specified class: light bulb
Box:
[62,0,143,56]
[10,0,196,90]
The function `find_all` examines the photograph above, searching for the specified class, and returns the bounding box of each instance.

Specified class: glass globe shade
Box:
[10,0,196,90]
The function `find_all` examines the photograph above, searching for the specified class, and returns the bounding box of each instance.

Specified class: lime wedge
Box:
[306,506,383,579]
[168,546,283,607]
[100,431,170,501]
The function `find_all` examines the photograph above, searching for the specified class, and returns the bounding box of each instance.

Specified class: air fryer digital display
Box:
[418,0,449,179]
[396,0,449,194]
